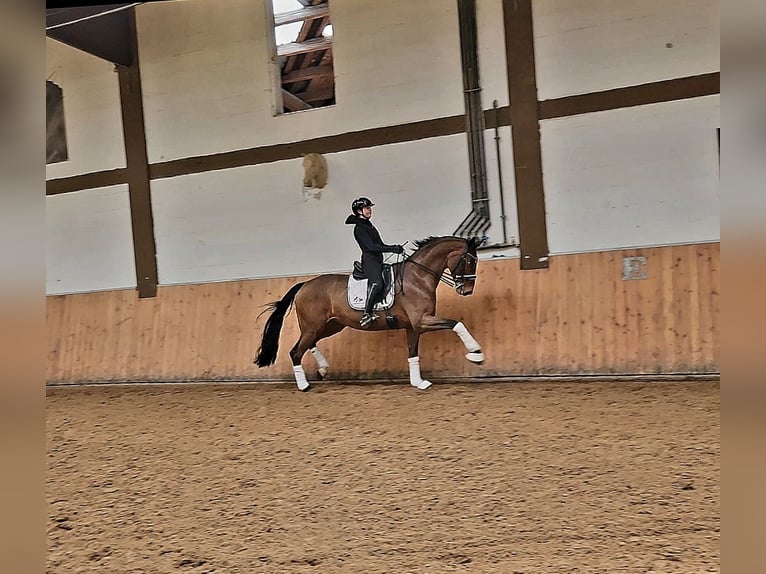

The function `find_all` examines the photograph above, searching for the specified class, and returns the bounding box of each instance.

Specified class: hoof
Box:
[317,368,327,380]
[297,382,310,392]
[411,380,432,390]
[466,351,484,364]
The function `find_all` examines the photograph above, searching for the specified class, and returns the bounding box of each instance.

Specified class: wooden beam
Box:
[294,87,334,103]
[149,114,467,180]
[274,4,329,27]
[46,168,128,195]
[281,64,334,83]
[503,0,549,270]
[277,36,332,58]
[117,8,158,298]
[281,89,311,112]
[539,72,720,119]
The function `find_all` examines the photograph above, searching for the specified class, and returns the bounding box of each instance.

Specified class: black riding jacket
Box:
[345,214,399,266]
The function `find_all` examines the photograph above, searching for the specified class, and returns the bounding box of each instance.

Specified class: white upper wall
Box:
[136,0,466,163]
[151,134,492,284]
[542,95,720,254]
[533,0,720,100]
[46,185,136,294]
[45,38,126,178]
[477,0,511,108]
[44,0,720,293]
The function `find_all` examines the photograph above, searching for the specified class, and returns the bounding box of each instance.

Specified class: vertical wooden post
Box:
[117,7,158,298]
[503,0,550,269]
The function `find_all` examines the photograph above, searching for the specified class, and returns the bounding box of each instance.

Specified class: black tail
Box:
[254,282,306,367]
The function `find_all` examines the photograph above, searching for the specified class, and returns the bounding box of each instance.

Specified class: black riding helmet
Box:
[351,196,375,215]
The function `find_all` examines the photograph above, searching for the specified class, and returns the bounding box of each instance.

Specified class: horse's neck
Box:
[408,239,463,280]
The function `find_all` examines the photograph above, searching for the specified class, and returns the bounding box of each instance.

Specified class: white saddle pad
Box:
[347,268,395,311]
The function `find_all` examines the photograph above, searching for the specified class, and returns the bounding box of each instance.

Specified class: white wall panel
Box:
[45,39,126,178]
[46,186,136,294]
[542,95,720,253]
[533,0,720,100]
[136,0,465,162]
[151,135,479,284]
[476,0,511,108]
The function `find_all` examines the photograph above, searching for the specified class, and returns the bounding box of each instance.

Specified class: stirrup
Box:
[360,313,378,328]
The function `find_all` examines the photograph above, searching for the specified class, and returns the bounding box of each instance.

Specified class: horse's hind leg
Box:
[288,327,322,392]
[310,320,345,380]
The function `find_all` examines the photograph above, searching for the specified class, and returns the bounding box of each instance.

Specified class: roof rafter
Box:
[281,64,334,83]
[277,36,332,58]
[274,4,329,27]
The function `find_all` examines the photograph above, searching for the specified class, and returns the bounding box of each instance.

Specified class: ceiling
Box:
[46,4,138,66]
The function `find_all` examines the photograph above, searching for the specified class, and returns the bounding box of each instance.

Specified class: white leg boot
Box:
[408,356,432,390]
[452,322,484,363]
[292,365,310,392]
[309,347,329,379]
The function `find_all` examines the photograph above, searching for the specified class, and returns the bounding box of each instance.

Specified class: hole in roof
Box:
[272,0,306,45]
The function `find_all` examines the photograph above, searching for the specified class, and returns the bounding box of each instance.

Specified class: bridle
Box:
[398,243,478,295]
[449,250,478,295]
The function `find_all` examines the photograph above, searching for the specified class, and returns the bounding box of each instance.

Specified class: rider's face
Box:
[361,206,373,218]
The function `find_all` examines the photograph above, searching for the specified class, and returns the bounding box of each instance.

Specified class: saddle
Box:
[347,262,395,311]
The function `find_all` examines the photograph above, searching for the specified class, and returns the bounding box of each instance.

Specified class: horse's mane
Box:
[411,236,441,250]
[411,235,474,252]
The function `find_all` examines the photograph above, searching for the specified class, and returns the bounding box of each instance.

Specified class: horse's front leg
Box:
[417,316,485,364]
[309,347,329,380]
[405,328,431,390]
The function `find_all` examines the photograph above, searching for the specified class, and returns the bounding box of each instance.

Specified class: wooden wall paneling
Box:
[645,249,666,373]
[479,260,500,376]
[46,245,720,384]
[515,259,533,373]
[696,245,717,368]
[599,251,617,373]
[672,245,692,372]
[129,292,149,380]
[708,244,721,370]
[686,245,702,369]
[46,297,60,380]
[534,262,552,373]
[566,254,582,373]
[660,246,678,371]
[626,248,643,373]
[553,254,569,373]
[627,249,645,373]
[612,252,629,374]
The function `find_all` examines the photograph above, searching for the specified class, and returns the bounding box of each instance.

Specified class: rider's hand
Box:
[393,244,405,254]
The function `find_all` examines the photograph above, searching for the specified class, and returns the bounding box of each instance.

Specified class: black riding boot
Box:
[360,282,382,328]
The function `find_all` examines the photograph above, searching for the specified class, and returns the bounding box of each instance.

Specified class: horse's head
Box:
[447,237,480,296]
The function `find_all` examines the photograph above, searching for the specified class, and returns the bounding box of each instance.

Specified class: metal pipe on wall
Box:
[492,99,508,244]
[456,0,490,224]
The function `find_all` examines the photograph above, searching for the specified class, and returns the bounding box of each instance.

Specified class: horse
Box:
[254,235,485,391]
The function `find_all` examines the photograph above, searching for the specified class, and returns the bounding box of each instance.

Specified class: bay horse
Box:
[254,236,484,391]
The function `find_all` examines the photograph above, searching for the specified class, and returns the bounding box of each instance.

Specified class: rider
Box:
[345,197,405,328]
